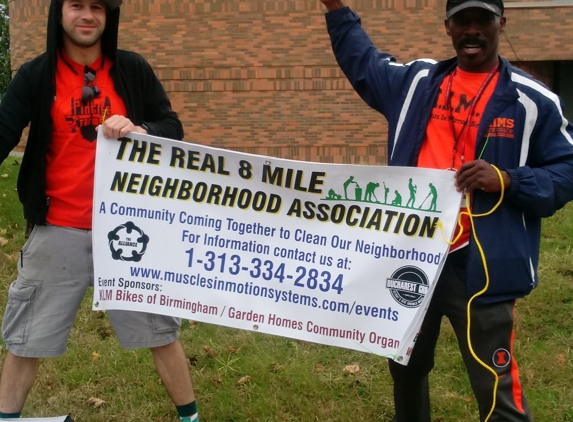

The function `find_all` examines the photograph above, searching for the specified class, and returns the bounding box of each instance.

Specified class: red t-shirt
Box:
[46,51,127,229]
[418,67,499,251]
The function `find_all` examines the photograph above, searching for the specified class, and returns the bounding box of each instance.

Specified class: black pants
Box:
[388,248,532,422]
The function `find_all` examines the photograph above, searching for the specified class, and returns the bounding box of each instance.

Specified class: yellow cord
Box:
[439,164,505,421]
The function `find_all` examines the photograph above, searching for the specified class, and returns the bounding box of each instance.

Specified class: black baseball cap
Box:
[446,0,504,18]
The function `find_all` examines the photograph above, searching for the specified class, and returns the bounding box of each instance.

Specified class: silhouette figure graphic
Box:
[406,178,417,208]
[365,182,380,202]
[343,176,358,200]
[391,190,402,206]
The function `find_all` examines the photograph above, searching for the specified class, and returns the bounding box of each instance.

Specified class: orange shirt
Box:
[418,67,499,251]
[46,51,126,229]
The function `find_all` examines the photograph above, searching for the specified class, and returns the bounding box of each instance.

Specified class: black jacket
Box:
[0,0,183,225]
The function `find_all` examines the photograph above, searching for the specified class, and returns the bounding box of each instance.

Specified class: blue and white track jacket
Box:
[325,7,573,303]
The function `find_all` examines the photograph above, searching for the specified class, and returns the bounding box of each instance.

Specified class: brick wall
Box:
[9,0,573,163]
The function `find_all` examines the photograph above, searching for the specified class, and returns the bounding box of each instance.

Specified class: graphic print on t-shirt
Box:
[65,95,112,142]
[419,69,499,171]
[52,52,126,147]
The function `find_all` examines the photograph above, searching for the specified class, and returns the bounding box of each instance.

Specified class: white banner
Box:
[0,418,70,421]
[93,131,461,364]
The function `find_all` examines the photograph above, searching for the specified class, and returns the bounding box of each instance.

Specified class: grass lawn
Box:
[0,157,572,421]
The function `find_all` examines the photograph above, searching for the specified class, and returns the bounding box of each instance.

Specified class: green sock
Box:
[0,412,21,418]
[177,400,198,421]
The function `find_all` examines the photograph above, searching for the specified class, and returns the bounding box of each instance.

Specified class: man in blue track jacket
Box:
[319,0,573,420]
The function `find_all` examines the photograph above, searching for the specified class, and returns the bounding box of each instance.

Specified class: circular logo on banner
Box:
[386,266,429,308]
[108,221,149,262]
[492,348,511,368]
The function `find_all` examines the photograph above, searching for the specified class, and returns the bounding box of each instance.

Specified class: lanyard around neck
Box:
[445,61,499,170]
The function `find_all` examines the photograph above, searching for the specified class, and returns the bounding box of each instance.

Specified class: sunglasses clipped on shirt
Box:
[82,65,101,103]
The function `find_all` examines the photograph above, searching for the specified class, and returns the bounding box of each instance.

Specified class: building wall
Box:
[9,0,573,163]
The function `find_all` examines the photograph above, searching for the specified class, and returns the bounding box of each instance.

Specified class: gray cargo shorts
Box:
[2,224,180,358]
